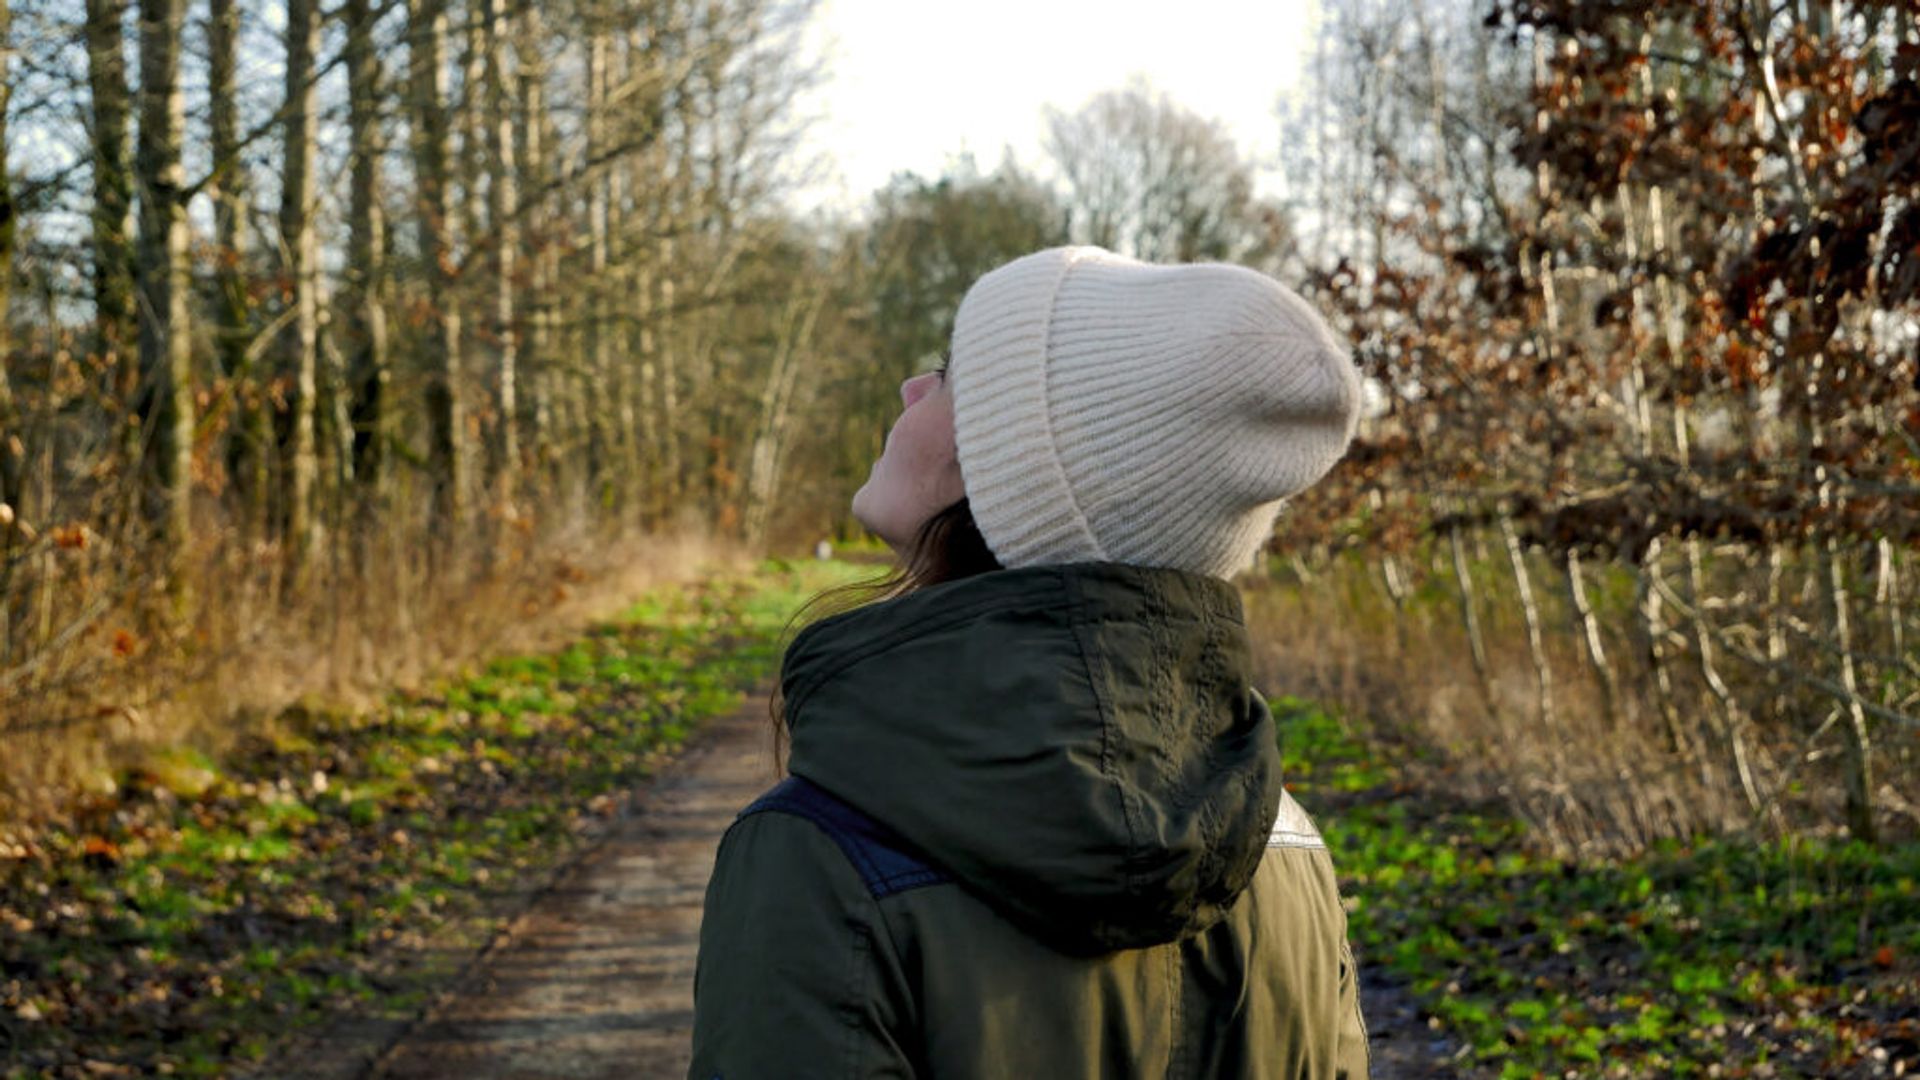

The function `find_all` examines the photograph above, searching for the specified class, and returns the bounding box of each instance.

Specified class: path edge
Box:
[250,694,772,1080]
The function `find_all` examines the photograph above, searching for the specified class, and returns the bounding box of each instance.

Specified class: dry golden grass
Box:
[1239,548,1913,856]
[0,508,749,828]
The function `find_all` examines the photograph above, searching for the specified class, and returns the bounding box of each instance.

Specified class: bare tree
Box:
[281,0,321,568]
[206,0,266,534]
[583,16,613,498]
[484,0,519,512]
[1044,78,1263,263]
[517,5,554,481]
[85,0,135,374]
[344,0,390,497]
[408,0,466,536]
[134,0,193,560]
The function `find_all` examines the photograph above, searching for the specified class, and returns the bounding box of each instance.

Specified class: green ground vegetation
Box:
[0,559,869,1079]
[1277,697,1920,1078]
[7,558,1911,1078]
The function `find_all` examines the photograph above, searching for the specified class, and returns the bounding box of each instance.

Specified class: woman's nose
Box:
[900,372,937,408]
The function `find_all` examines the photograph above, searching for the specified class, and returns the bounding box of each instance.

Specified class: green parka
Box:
[689,563,1370,1078]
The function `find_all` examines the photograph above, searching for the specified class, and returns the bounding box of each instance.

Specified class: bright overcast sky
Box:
[791,0,1324,216]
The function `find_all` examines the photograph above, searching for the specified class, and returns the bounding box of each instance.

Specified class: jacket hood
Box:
[781,562,1281,954]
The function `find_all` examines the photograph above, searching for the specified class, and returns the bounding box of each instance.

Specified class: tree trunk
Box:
[1636,539,1691,758]
[408,0,467,541]
[0,0,15,519]
[1565,547,1622,729]
[281,0,321,572]
[1499,508,1557,731]
[636,254,658,525]
[344,0,390,499]
[1876,538,1904,675]
[484,0,519,516]
[584,25,613,501]
[1823,537,1875,842]
[611,27,646,511]
[1620,174,1694,764]
[743,282,824,549]
[1680,522,1767,820]
[85,0,136,372]
[657,230,681,518]
[1448,515,1494,708]
[1763,544,1789,725]
[457,1,487,271]
[206,0,266,538]
[517,7,553,487]
[134,0,194,568]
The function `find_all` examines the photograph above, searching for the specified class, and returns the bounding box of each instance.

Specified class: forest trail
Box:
[319,695,1442,1080]
[362,700,778,1080]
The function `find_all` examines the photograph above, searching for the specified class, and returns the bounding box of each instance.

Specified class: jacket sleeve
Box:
[689,810,919,1080]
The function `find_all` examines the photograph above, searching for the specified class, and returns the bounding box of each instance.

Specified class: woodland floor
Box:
[283,698,779,1080]
[286,704,1455,1080]
[2,561,1915,1079]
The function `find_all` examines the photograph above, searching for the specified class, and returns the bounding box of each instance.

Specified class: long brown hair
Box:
[768,497,1002,769]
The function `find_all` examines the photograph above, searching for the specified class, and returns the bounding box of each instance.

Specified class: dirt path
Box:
[303,696,1444,1080]
[366,700,778,1080]
[1359,974,1469,1078]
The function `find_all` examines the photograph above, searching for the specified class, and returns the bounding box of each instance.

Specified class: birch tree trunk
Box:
[635,244,658,523]
[484,0,519,515]
[517,8,553,485]
[281,0,320,571]
[611,27,648,509]
[134,0,194,567]
[1565,548,1622,729]
[585,25,612,498]
[1448,512,1494,707]
[656,14,698,521]
[1636,537,1692,758]
[656,230,682,518]
[1877,539,1904,674]
[1500,507,1558,731]
[1764,544,1790,726]
[1823,535,1875,842]
[743,282,824,549]
[457,2,486,269]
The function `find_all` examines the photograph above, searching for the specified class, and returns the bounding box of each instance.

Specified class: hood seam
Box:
[1061,568,1145,909]
[1193,612,1229,902]
[784,586,1064,721]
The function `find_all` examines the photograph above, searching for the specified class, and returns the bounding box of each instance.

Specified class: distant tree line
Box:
[0,0,1277,802]
[2,0,839,762]
[12,0,1905,849]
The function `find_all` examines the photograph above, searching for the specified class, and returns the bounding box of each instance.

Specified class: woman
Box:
[690,246,1371,1078]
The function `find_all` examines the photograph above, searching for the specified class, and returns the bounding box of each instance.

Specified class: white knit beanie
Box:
[948,246,1364,580]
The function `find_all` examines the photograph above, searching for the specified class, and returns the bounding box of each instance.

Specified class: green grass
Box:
[0,558,872,1079]
[1277,696,1920,1078]
[23,556,1902,1078]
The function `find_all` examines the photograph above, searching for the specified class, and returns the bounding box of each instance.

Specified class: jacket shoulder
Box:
[695,789,924,1078]
[739,776,951,900]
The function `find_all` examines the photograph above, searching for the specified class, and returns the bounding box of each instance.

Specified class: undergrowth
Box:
[1278,696,1920,1079]
[0,558,868,1079]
